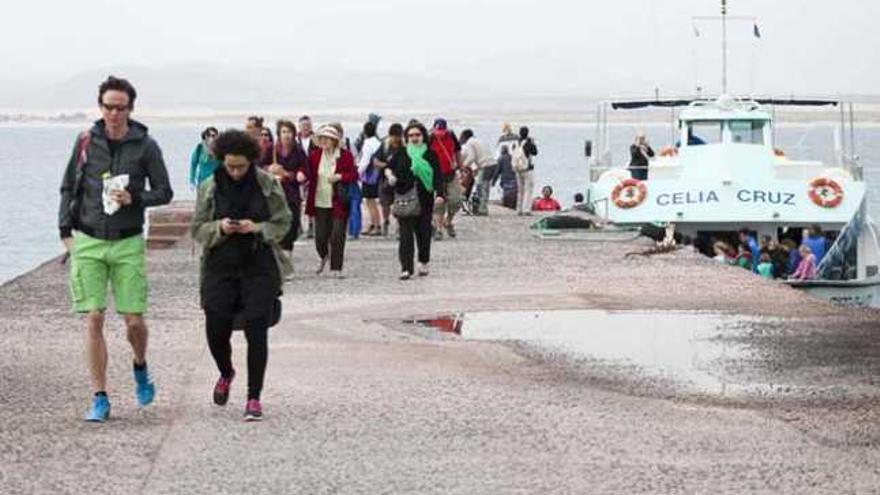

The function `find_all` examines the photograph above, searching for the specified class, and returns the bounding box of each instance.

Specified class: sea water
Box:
[1,121,878,283]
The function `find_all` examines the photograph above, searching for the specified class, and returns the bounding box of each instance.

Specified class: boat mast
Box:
[721,0,728,94]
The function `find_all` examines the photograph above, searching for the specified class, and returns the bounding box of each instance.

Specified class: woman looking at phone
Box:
[191,129,292,421]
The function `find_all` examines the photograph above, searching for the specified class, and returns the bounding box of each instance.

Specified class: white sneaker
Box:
[330,270,345,279]
[399,271,412,280]
[417,263,429,277]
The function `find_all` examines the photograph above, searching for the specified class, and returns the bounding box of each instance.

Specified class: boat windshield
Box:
[687,121,723,145]
[684,120,767,146]
[729,120,766,145]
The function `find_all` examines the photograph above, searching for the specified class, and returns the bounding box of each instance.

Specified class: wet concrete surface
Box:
[2,207,880,494]
[402,310,880,405]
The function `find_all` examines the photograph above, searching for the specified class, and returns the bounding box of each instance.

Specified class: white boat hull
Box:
[786,277,880,308]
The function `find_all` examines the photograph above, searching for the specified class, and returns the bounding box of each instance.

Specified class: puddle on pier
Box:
[410,310,763,397]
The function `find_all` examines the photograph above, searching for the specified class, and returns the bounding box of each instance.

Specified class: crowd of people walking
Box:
[60,75,556,424]
[188,115,548,281]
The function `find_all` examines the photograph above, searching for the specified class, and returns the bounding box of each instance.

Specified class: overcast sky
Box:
[2,0,878,104]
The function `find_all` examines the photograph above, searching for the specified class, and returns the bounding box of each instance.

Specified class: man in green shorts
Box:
[58,76,173,422]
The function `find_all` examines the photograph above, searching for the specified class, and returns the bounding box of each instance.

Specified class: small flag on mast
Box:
[693,24,700,37]
[753,23,761,38]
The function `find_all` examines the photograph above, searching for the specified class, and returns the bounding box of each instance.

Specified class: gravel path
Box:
[1,206,878,494]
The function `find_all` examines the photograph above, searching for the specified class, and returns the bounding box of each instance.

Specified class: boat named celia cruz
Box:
[585,95,880,307]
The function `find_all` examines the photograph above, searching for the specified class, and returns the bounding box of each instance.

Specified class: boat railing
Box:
[588,164,684,183]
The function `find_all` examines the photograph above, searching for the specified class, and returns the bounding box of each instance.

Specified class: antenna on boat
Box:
[721,0,728,94]
[692,1,757,97]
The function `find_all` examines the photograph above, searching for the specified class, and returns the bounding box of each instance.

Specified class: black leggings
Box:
[398,194,435,274]
[205,312,268,400]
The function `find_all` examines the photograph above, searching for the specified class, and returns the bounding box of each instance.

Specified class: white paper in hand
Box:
[102,174,130,215]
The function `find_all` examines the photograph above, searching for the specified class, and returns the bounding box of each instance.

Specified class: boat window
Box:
[729,120,765,145]
[686,121,721,145]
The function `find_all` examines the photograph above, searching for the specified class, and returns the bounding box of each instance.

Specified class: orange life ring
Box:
[612,178,647,209]
[659,146,678,157]
[807,177,843,208]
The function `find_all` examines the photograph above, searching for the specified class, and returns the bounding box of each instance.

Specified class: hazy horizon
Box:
[2,0,879,113]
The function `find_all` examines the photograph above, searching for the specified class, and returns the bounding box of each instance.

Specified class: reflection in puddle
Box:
[414,310,758,396]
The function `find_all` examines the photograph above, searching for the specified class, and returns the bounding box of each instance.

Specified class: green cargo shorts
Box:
[69,232,147,314]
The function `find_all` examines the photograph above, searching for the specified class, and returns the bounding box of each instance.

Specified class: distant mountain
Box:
[0,63,500,112]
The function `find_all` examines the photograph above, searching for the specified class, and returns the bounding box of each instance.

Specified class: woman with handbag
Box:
[191,129,293,421]
[298,124,358,277]
[387,122,445,279]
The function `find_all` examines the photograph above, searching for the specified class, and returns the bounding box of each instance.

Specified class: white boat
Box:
[584,95,880,308]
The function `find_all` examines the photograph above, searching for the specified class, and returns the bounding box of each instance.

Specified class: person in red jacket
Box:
[297,125,357,277]
[428,118,462,240]
[531,185,562,212]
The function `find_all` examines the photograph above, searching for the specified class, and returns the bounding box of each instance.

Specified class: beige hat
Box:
[316,125,340,142]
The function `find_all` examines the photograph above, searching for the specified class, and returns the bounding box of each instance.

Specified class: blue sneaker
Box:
[85,395,111,422]
[134,365,156,407]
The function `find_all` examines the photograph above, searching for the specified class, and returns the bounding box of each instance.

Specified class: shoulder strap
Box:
[75,131,91,170]
[434,135,454,166]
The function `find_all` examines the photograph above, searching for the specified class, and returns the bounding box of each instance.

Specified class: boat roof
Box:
[610,98,839,110]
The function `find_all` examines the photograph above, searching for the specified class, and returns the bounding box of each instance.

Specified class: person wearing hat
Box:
[297,124,357,277]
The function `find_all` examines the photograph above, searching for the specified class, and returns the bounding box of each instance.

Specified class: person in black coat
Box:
[386,122,445,279]
[628,133,654,181]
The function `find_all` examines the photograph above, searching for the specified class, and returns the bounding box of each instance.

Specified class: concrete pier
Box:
[1,207,878,494]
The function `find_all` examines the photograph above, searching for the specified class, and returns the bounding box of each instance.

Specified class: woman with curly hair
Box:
[191,129,292,421]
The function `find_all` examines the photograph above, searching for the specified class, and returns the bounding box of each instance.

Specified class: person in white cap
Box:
[298,125,358,277]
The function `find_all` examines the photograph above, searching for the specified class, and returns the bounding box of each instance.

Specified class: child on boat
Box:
[789,245,817,281]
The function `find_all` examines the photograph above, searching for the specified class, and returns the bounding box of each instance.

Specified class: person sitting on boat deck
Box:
[738,228,760,272]
[735,244,752,269]
[532,185,562,212]
[790,245,818,281]
[801,225,828,265]
[712,241,735,264]
[781,238,801,277]
[189,127,220,188]
[766,239,788,279]
[756,252,775,279]
[627,133,654,181]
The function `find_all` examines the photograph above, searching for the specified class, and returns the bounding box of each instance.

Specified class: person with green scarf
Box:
[386,122,445,279]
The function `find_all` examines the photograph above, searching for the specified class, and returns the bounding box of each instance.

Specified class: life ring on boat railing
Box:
[611,178,647,209]
[659,146,678,157]
[807,177,844,208]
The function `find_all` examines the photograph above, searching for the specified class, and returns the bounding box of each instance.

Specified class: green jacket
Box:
[191,168,293,287]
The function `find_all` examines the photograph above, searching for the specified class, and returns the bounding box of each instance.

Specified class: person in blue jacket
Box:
[801,225,829,265]
[738,228,761,272]
[189,127,220,188]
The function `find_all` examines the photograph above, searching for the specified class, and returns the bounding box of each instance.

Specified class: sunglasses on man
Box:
[101,103,130,113]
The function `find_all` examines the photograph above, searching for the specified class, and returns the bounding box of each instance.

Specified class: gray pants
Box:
[515,170,534,214]
[476,165,496,215]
